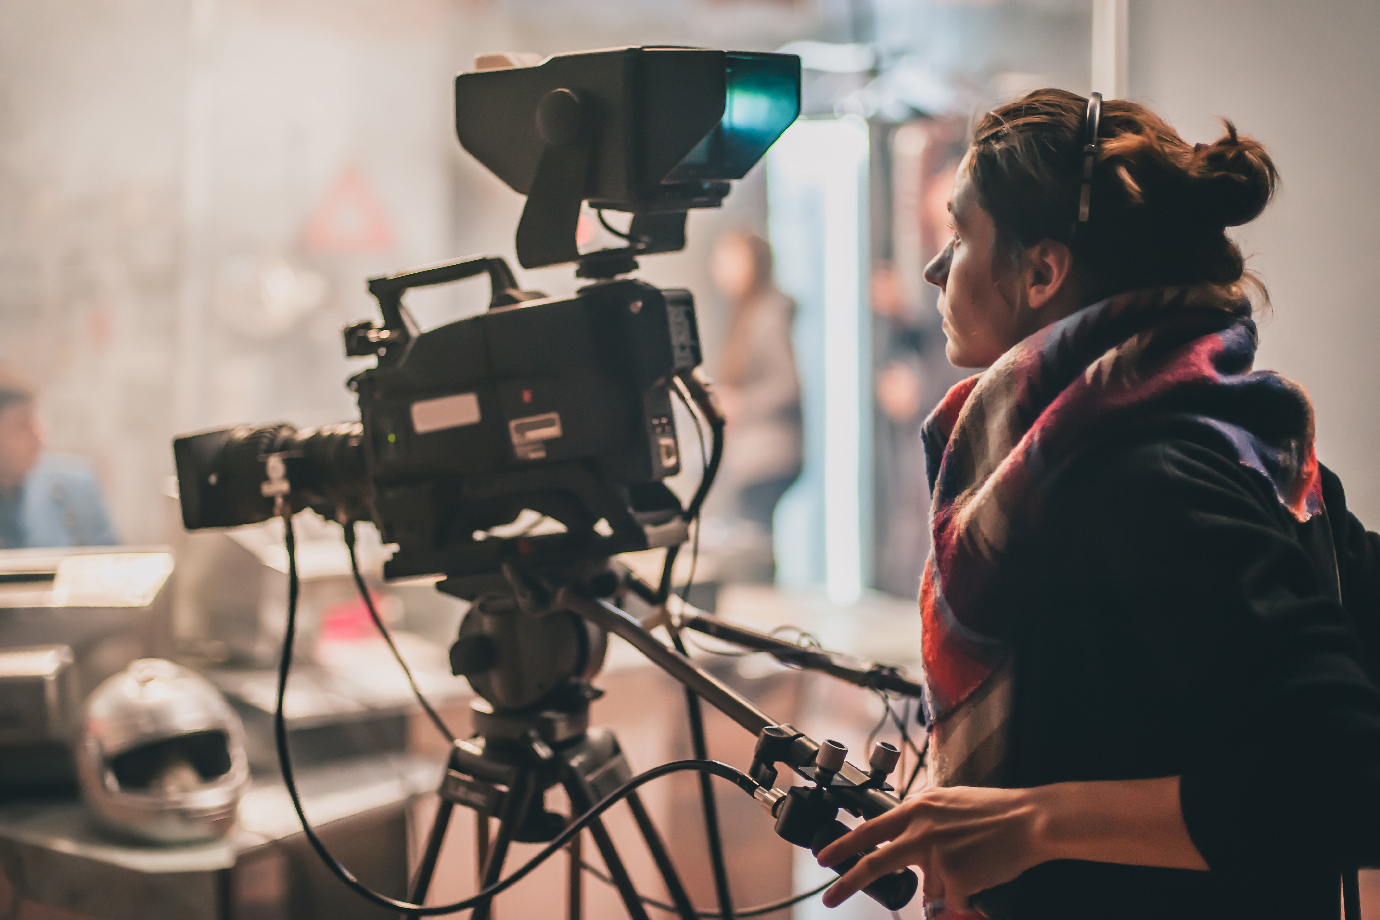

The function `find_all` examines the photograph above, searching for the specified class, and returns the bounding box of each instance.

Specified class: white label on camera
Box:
[411,393,481,434]
[509,412,562,460]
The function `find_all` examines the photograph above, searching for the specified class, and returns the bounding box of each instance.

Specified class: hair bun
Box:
[1187,120,1278,228]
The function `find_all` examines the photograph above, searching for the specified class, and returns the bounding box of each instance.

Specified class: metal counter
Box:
[0,755,439,920]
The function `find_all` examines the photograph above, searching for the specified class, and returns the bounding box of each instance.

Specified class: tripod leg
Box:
[476,813,490,891]
[671,643,735,920]
[625,790,697,920]
[473,775,537,920]
[403,797,455,920]
[568,829,583,920]
[562,773,653,920]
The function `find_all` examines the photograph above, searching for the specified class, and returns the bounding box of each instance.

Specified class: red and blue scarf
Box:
[919,285,1321,798]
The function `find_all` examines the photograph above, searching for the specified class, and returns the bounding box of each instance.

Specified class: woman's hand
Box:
[816,776,1208,909]
[816,785,1047,910]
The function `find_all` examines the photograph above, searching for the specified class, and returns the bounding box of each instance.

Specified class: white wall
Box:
[0,0,830,543]
[1129,0,1380,523]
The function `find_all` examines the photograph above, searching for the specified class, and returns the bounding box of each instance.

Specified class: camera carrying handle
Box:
[365,255,542,333]
[350,256,545,364]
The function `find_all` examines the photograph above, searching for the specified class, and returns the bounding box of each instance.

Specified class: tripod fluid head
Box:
[442,553,615,715]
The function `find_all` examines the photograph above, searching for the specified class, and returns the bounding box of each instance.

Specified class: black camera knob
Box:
[586,571,619,598]
[536,88,584,147]
[449,634,499,677]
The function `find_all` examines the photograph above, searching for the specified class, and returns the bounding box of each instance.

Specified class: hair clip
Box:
[1077,92,1103,226]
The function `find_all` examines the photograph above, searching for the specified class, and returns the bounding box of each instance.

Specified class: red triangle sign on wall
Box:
[304,166,395,254]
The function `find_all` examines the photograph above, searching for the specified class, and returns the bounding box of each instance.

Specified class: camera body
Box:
[354,272,702,582]
[175,263,703,590]
[360,278,697,488]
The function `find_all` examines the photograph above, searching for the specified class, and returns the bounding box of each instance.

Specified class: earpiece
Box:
[1074,92,1103,239]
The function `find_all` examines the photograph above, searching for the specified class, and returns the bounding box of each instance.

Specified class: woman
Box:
[710,229,803,577]
[817,90,1380,919]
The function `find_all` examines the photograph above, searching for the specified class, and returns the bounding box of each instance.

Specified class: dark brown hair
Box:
[968,88,1278,303]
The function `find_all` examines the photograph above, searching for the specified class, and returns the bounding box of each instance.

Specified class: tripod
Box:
[404,691,698,920]
[267,516,923,919]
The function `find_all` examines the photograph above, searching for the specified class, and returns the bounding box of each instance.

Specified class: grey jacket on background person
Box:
[717,288,803,490]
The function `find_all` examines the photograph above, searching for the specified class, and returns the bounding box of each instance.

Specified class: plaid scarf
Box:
[919,286,1321,804]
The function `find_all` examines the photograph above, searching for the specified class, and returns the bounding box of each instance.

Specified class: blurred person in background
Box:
[870,260,935,597]
[0,366,118,549]
[709,229,803,582]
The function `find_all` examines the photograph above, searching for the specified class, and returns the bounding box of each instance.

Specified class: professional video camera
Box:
[173,47,927,920]
[175,46,801,586]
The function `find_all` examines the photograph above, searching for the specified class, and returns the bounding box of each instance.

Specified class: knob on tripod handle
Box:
[815,739,847,778]
[869,741,900,779]
[810,819,919,911]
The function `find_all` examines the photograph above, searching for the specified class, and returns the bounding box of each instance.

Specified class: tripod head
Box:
[442,552,616,716]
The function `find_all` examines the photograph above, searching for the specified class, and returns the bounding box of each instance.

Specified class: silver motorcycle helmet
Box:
[77,658,249,844]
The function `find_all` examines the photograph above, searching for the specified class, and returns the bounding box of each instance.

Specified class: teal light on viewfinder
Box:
[667,52,801,181]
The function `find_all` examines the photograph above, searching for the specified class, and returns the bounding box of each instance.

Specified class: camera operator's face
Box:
[923,154,1022,368]
[0,401,43,493]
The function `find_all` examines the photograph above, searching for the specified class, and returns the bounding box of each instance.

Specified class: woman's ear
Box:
[1022,239,1076,312]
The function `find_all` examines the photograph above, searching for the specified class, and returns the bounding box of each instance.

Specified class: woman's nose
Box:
[924,241,952,289]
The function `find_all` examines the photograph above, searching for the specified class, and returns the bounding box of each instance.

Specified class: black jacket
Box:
[999,425,1380,919]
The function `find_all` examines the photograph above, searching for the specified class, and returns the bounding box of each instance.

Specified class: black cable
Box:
[887,696,926,784]
[878,693,926,797]
[674,375,724,524]
[597,209,633,240]
[858,689,928,798]
[769,625,824,649]
[676,385,708,606]
[873,689,921,763]
[864,692,893,756]
[658,545,681,605]
[675,402,736,661]
[668,607,927,795]
[684,625,825,664]
[656,381,711,610]
[275,511,760,916]
[579,860,833,918]
[342,520,456,745]
[663,385,735,918]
